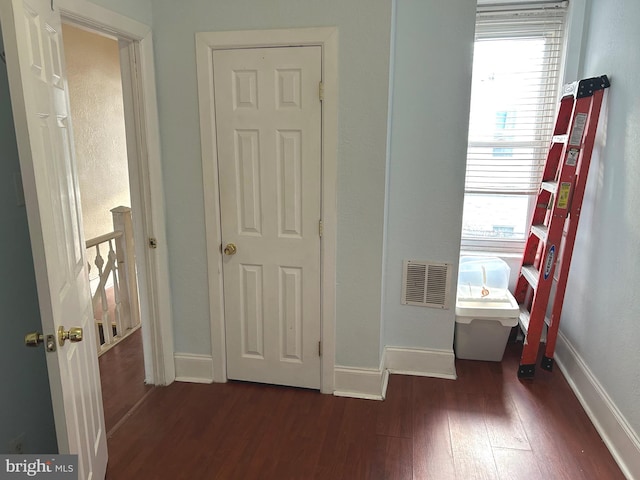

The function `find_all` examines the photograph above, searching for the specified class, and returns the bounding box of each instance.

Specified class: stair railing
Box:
[85,206,140,354]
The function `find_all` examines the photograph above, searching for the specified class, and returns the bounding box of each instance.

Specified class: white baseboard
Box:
[334,366,389,401]
[333,346,457,400]
[555,332,640,480]
[385,346,457,379]
[174,353,215,384]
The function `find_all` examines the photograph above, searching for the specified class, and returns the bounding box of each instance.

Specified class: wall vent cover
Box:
[401,260,452,309]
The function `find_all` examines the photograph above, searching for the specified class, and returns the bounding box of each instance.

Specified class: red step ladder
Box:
[514,75,610,379]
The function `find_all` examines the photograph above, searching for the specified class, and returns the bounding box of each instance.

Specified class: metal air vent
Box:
[401,260,452,309]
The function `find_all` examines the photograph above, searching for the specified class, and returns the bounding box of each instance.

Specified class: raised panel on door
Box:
[235,129,262,235]
[213,46,322,389]
[279,266,303,362]
[2,0,107,477]
[239,264,264,358]
[277,129,302,238]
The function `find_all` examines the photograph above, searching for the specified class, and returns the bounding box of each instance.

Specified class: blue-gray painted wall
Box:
[0,29,57,454]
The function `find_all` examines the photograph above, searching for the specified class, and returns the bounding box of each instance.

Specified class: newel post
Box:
[111,206,141,330]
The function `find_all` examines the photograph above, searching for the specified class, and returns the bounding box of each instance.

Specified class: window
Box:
[461,2,568,253]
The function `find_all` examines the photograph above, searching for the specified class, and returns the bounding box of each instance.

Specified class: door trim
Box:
[56,0,175,385]
[196,27,338,393]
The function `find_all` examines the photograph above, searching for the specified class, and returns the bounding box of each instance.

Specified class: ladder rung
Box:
[521,265,539,289]
[530,224,548,240]
[541,180,558,194]
[518,306,549,342]
[518,305,531,334]
[552,134,568,144]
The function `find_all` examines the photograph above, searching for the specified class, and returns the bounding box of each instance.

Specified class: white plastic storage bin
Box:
[455,261,519,361]
[457,256,510,299]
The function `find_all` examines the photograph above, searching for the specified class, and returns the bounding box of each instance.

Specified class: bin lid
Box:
[456,288,519,321]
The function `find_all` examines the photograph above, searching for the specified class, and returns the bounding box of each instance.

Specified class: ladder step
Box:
[552,134,568,144]
[518,305,550,342]
[530,224,548,241]
[521,265,539,289]
[518,305,531,334]
[541,180,558,194]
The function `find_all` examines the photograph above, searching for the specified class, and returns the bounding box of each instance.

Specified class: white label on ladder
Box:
[544,245,556,280]
[569,113,588,146]
[567,148,580,166]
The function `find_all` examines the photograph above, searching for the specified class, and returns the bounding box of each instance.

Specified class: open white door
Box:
[0,0,107,478]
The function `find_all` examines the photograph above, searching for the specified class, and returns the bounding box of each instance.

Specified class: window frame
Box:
[461,3,568,254]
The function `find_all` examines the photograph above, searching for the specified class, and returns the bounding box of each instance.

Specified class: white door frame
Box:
[196,27,338,394]
[55,0,175,385]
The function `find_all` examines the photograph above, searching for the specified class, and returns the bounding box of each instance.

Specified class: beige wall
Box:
[62,24,130,241]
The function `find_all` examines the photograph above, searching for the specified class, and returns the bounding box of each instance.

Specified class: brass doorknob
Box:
[58,326,83,346]
[223,243,237,255]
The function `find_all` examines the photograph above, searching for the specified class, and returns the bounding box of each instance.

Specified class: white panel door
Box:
[1,0,107,477]
[213,46,322,389]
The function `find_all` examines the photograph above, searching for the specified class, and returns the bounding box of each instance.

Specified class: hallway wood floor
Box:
[104,340,624,479]
[99,328,153,434]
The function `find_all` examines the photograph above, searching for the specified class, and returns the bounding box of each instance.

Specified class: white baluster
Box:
[108,239,124,339]
[88,250,101,351]
[95,244,112,346]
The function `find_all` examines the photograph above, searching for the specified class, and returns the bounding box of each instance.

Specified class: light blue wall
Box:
[0,31,57,454]
[150,0,392,368]
[382,0,476,351]
[87,0,152,25]
[560,0,640,438]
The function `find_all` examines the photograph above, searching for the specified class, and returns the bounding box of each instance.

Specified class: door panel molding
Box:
[196,27,338,393]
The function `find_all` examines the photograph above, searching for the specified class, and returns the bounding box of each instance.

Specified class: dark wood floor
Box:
[99,328,153,434]
[104,340,624,479]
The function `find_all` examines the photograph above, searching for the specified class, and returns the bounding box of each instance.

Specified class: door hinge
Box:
[148,237,158,249]
[319,81,324,102]
[319,220,323,237]
[318,341,322,356]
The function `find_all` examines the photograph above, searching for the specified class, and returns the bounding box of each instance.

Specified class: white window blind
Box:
[462,2,567,249]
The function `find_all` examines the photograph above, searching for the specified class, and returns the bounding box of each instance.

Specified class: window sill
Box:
[460,249,523,260]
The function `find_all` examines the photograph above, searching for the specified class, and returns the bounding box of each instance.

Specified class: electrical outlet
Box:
[9,433,26,454]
